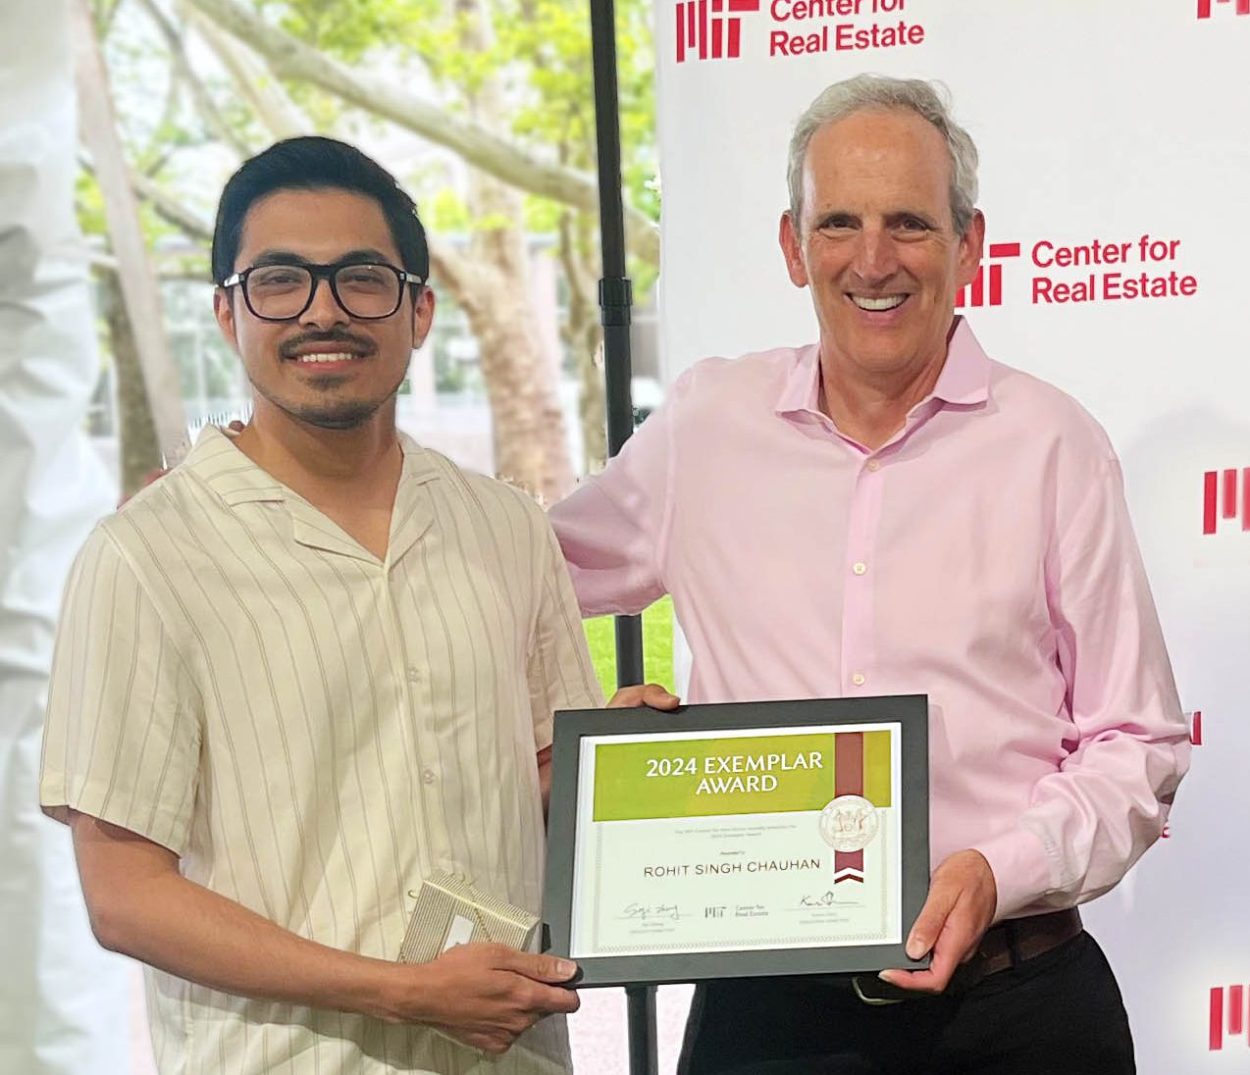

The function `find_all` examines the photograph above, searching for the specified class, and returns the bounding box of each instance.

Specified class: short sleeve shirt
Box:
[40,427,603,1075]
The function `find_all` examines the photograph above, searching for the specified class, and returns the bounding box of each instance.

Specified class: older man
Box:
[40,136,675,1075]
[550,76,1188,1073]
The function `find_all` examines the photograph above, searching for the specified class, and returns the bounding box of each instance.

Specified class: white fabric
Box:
[0,0,132,1071]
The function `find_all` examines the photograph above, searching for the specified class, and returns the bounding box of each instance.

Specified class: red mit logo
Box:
[1210,984,1250,1050]
[1198,0,1249,18]
[955,243,1020,308]
[675,0,760,63]
[1202,468,1250,534]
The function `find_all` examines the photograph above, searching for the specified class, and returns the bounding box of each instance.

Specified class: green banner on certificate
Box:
[593,731,892,821]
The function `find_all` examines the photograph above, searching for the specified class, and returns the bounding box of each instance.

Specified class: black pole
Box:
[589,0,642,690]
[588,0,656,1070]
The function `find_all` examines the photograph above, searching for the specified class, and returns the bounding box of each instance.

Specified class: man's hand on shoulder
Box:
[390,943,579,1056]
[606,683,680,710]
[118,466,169,508]
[878,849,997,994]
[117,422,247,507]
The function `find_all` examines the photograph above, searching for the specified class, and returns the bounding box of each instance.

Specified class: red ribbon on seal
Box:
[833,731,865,884]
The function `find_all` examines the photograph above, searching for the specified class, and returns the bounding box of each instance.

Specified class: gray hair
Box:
[786,74,980,236]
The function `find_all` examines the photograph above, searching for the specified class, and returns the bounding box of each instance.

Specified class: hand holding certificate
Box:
[543,696,930,987]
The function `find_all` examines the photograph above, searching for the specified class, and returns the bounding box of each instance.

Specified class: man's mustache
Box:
[278,331,375,359]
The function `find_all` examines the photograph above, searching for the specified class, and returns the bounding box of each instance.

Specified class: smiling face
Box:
[779,107,983,387]
[214,186,434,431]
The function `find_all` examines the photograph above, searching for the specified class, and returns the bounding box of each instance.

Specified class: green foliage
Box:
[75,170,181,252]
[76,172,109,238]
[425,187,473,232]
[502,0,659,223]
[267,0,658,227]
[583,596,675,699]
[261,0,426,60]
[523,193,563,235]
[91,0,660,237]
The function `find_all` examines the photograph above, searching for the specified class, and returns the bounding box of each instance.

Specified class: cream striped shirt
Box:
[40,426,603,1075]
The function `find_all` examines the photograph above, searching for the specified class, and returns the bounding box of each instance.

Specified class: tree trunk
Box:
[559,209,607,473]
[72,0,186,457]
[437,0,574,503]
[100,271,164,494]
[436,173,575,503]
[577,339,608,475]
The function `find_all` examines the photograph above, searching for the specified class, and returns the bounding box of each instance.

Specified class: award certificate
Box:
[544,697,929,986]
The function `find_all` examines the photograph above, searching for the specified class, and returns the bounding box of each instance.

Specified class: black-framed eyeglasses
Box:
[221,260,425,322]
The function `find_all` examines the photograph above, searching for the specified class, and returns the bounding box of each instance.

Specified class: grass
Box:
[582,595,674,699]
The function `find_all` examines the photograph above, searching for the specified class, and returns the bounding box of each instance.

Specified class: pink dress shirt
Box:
[549,318,1189,920]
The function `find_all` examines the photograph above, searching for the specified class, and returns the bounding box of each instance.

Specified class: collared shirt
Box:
[41,426,602,1075]
[550,318,1189,920]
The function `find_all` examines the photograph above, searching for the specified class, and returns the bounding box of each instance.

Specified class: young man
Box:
[40,136,673,1075]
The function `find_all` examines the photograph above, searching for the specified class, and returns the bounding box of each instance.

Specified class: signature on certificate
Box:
[799,890,842,908]
[621,902,683,921]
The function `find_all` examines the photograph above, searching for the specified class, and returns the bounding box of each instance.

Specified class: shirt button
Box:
[851,673,866,687]
[866,460,881,472]
[422,768,437,785]
[406,667,422,684]
[852,561,867,576]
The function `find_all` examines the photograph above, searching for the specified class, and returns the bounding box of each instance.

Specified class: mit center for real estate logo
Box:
[1202,469,1250,534]
[954,243,1020,308]
[676,0,761,62]
[1197,0,1248,17]
[1210,984,1250,1050]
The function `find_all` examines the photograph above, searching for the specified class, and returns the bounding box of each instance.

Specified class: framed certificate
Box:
[543,696,929,987]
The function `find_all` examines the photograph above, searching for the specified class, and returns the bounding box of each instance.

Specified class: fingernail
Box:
[877,970,895,984]
[556,959,577,977]
[906,938,925,960]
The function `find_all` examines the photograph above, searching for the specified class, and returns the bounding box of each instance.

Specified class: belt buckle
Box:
[851,975,907,1006]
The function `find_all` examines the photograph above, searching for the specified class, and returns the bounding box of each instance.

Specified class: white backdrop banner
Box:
[653,0,1249,1069]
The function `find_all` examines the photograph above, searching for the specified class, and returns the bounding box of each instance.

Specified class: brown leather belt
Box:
[853,908,1083,1003]
[955,907,1082,989]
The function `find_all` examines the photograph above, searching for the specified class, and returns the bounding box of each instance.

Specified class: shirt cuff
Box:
[971,826,1056,921]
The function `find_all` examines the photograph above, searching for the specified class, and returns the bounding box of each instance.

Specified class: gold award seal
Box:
[818,794,879,853]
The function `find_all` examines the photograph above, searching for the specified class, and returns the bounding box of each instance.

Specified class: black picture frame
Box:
[543,695,930,988]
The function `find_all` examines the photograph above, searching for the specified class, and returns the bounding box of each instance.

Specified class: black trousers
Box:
[677,932,1134,1075]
